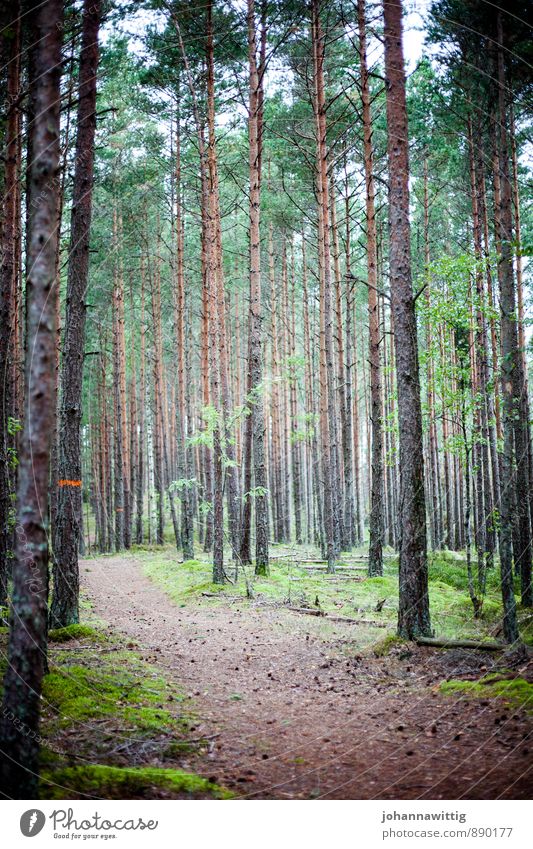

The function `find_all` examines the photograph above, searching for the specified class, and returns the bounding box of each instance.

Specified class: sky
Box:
[104,0,433,72]
[403,0,432,69]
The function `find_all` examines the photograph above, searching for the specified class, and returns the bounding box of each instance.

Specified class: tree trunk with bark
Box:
[0,4,21,606]
[492,15,523,635]
[247,0,269,573]
[383,0,431,639]
[51,0,102,628]
[358,0,384,576]
[206,0,224,582]
[0,0,63,797]
[312,0,339,572]
[174,113,194,560]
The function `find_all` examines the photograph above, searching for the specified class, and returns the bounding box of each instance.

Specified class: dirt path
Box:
[81,555,532,799]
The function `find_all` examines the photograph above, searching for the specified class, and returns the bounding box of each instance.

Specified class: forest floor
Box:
[3,545,531,800]
[71,547,533,800]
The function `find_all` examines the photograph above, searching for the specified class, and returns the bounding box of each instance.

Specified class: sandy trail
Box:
[81,554,532,799]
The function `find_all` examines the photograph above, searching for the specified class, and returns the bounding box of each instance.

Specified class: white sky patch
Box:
[102,0,434,71]
[403,0,432,70]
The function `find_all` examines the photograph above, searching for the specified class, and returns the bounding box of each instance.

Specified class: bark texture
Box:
[0,0,63,798]
[383,0,431,639]
[247,0,269,575]
[51,0,102,628]
[358,0,384,577]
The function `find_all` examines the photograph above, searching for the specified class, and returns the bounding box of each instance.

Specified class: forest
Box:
[0,0,532,803]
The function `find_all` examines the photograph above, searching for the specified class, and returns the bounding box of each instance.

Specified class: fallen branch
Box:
[299,565,367,572]
[327,615,387,627]
[287,607,387,627]
[182,732,221,745]
[200,592,243,601]
[415,636,505,651]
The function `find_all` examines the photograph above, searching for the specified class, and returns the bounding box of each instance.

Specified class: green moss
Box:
[42,657,185,733]
[43,666,119,723]
[122,705,180,732]
[39,746,63,767]
[40,764,232,800]
[137,544,523,645]
[429,552,501,593]
[141,555,221,605]
[440,675,533,713]
[48,624,103,643]
[372,634,408,657]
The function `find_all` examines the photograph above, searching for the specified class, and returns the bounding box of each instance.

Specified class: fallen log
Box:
[415,636,505,651]
[287,607,387,627]
[327,615,388,627]
[294,559,369,565]
[299,565,367,572]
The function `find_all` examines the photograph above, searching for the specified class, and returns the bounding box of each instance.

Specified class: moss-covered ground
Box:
[41,764,232,800]
[0,619,231,799]
[1,541,531,799]
[440,674,533,713]
[136,544,532,645]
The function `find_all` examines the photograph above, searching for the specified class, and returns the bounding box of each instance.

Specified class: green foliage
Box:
[168,478,197,493]
[244,486,269,501]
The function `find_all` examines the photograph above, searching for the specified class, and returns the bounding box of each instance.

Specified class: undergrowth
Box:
[0,621,230,800]
[132,544,528,644]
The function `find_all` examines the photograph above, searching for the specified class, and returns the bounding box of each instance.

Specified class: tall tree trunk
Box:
[383,0,431,639]
[135,261,146,544]
[247,0,269,574]
[302,235,319,546]
[112,209,124,550]
[50,33,76,550]
[509,101,532,607]
[493,16,522,634]
[342,176,356,549]
[174,110,194,560]
[0,0,63,798]
[206,0,224,582]
[150,247,165,546]
[358,0,384,575]
[312,0,338,572]
[0,4,21,606]
[330,181,350,549]
[51,0,102,628]
[269,228,283,543]
[289,239,303,545]
[468,119,495,596]
[423,155,442,551]
[118,212,131,548]
[280,240,292,542]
